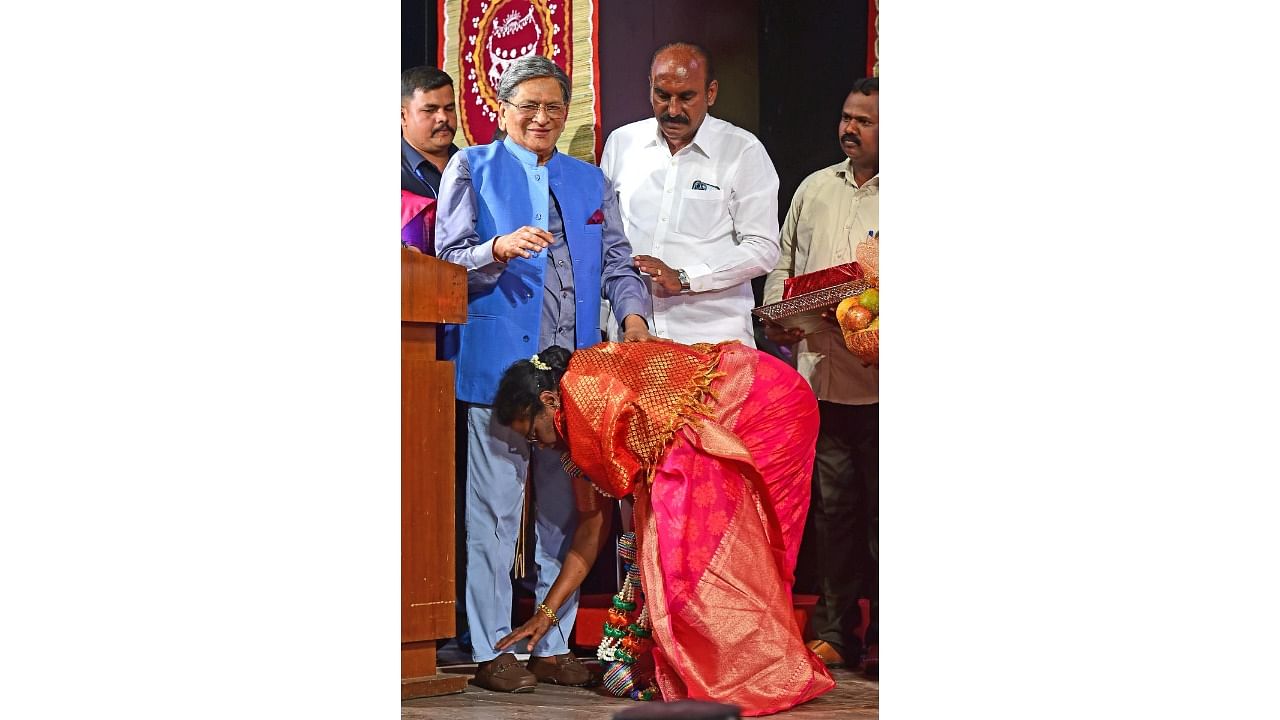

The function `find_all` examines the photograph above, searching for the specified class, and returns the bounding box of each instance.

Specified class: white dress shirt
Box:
[599,115,780,347]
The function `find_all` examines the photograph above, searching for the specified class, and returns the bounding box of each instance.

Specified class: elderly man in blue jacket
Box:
[435,54,655,693]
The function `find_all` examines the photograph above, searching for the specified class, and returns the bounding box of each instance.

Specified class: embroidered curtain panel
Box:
[439,0,602,162]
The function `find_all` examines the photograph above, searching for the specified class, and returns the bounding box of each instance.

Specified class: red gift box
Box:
[782,261,864,299]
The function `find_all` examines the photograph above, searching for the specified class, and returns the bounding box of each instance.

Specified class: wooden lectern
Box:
[401,250,469,699]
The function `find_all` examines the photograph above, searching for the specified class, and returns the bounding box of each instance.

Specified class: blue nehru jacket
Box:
[436,137,650,405]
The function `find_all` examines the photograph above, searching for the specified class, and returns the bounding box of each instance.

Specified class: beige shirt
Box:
[763,160,879,405]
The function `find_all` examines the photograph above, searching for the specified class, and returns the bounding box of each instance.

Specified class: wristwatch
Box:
[676,268,691,292]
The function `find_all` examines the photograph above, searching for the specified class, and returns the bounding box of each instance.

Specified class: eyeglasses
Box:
[502,100,568,119]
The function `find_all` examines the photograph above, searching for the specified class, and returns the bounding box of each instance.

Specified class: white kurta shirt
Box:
[600,115,781,347]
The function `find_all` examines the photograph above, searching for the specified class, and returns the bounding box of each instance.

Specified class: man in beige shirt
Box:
[763,77,878,674]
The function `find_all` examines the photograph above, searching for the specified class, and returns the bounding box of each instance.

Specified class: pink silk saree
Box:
[559,342,833,715]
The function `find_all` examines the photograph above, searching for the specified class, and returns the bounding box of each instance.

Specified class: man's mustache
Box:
[433,123,456,135]
[841,133,860,145]
[660,113,690,125]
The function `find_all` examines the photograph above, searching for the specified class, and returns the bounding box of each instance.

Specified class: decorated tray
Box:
[753,278,876,334]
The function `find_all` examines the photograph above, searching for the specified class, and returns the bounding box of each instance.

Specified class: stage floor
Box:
[402,657,877,719]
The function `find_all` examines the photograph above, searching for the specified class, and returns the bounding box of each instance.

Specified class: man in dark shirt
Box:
[401,66,459,199]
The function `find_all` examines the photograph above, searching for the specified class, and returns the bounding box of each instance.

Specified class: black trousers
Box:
[810,400,878,657]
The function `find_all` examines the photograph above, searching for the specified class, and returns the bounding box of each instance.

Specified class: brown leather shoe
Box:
[473,652,538,693]
[527,653,592,686]
[806,639,847,668]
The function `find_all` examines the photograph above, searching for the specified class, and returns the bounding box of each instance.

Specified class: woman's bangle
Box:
[536,602,560,625]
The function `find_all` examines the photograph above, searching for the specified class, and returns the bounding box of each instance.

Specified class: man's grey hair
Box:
[496,55,571,104]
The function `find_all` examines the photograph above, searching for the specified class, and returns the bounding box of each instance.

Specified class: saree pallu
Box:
[401,189,435,253]
[632,345,833,715]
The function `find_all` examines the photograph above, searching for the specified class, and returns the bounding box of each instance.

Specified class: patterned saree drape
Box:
[560,342,834,716]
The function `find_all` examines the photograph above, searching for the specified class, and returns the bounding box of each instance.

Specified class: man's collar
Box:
[503,135,556,166]
[835,159,879,188]
[649,115,718,158]
[401,135,458,170]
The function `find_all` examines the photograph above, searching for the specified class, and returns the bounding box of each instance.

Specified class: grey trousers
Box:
[463,404,581,662]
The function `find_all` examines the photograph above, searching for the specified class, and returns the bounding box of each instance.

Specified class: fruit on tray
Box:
[837,288,879,366]
[857,287,878,315]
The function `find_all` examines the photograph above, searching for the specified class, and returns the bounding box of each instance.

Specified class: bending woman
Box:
[492,340,834,716]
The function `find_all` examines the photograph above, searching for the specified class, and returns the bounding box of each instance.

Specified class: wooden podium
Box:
[401,250,469,699]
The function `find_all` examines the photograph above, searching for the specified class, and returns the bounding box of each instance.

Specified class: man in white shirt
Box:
[763,78,879,675]
[600,42,780,347]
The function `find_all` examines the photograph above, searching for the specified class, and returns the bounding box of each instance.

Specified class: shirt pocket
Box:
[579,223,604,271]
[581,223,604,244]
[676,187,727,238]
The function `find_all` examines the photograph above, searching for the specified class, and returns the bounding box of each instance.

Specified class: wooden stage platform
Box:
[402,657,876,719]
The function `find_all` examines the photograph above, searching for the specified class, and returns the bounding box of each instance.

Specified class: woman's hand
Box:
[494,490,613,654]
[495,613,554,652]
